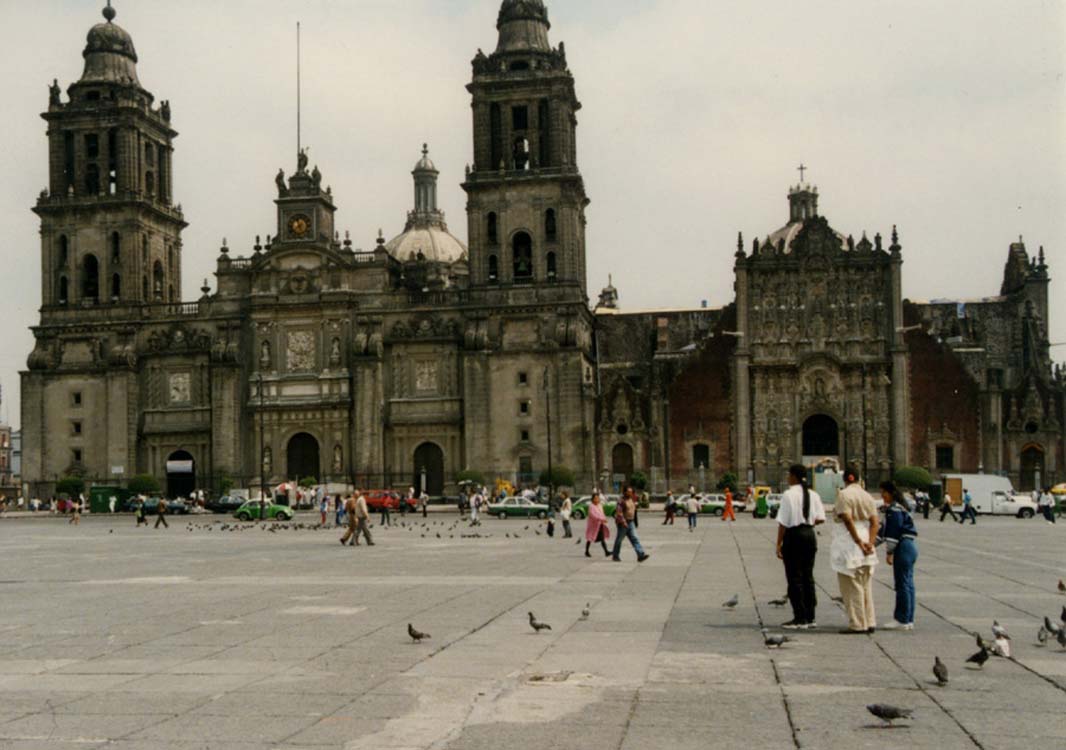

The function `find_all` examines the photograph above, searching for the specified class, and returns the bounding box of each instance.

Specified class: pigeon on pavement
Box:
[992,636,1012,659]
[408,624,431,643]
[1058,579,1065,594]
[1037,626,1049,646]
[580,604,590,620]
[763,632,793,649]
[1058,626,1066,651]
[933,657,948,686]
[975,633,994,652]
[528,612,552,632]
[722,594,740,609]
[1044,617,1062,636]
[866,704,913,726]
[965,647,990,669]
[991,621,1010,640]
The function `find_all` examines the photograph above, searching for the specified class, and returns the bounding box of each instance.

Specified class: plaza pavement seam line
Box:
[870,640,986,749]
[728,524,803,750]
[920,536,1066,575]
[868,571,1066,696]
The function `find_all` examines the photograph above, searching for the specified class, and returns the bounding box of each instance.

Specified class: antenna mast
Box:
[297,21,302,157]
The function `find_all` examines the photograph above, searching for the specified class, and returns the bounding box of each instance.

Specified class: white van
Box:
[942,474,1038,518]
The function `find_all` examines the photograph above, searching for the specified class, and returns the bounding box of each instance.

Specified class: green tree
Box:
[539,466,576,489]
[893,466,933,490]
[55,476,85,497]
[298,476,318,489]
[218,476,235,496]
[716,472,740,494]
[456,470,486,486]
[629,471,649,491]
[127,474,161,495]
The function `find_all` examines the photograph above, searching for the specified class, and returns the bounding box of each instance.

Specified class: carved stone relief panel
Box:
[287,330,316,372]
[168,372,191,405]
[415,361,439,394]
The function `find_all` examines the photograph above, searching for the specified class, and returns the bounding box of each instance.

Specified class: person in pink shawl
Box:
[584,492,612,558]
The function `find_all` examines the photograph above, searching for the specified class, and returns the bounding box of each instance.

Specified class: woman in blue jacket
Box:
[877,481,919,631]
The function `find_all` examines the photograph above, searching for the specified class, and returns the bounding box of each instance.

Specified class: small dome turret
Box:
[496,0,551,53]
[80,3,140,86]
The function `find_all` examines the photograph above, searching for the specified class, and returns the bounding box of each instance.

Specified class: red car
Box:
[362,491,415,512]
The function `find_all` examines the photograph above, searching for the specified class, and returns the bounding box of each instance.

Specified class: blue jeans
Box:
[612,522,646,559]
[688,513,697,529]
[892,538,918,625]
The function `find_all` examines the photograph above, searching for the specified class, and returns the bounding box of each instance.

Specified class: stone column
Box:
[734,257,752,482]
[889,254,909,469]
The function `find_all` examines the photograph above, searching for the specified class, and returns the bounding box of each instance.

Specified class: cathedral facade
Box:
[20,1,1065,498]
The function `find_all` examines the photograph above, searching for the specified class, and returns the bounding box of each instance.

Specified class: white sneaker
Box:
[900,623,914,631]
[881,620,905,630]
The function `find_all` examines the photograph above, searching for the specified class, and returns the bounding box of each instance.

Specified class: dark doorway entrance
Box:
[287,433,320,483]
[802,414,840,457]
[612,443,635,483]
[1020,445,1044,491]
[165,450,195,499]
[413,442,445,496]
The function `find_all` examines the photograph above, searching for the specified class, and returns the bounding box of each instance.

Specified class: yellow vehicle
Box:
[494,479,517,498]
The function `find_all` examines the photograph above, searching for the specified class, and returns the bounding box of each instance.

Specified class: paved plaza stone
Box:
[0,512,1063,749]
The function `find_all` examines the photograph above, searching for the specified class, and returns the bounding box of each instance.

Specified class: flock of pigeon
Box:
[723,583,1066,728]
[408,607,575,646]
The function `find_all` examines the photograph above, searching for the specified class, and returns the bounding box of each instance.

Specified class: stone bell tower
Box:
[34,2,186,310]
[463,0,589,293]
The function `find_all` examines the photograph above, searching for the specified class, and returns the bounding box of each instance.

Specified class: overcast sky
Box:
[1,0,1064,428]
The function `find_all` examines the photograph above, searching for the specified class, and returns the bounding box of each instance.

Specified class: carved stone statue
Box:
[329,337,341,367]
[160,100,171,122]
[49,79,61,106]
[333,444,343,472]
[263,447,272,475]
[311,165,322,190]
[260,340,272,369]
[297,148,309,173]
[275,169,288,197]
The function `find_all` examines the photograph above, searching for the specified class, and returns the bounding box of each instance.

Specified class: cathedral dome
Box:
[385,226,468,265]
[80,4,141,86]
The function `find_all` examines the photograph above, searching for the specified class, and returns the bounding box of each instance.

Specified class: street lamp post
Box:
[544,367,554,504]
[258,373,266,523]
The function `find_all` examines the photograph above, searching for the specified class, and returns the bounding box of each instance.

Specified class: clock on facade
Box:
[287,214,312,239]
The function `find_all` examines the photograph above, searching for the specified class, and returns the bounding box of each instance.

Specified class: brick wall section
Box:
[905,326,981,472]
[668,307,737,481]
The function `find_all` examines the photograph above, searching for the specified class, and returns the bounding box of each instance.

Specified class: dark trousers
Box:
[939,504,958,522]
[663,509,675,525]
[380,507,391,526]
[1042,505,1056,523]
[155,514,168,528]
[782,525,817,624]
[959,506,976,524]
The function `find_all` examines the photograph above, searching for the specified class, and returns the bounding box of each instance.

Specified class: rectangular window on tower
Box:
[935,445,955,471]
[85,133,99,160]
[63,132,75,191]
[489,103,502,170]
[108,129,118,195]
[512,106,529,132]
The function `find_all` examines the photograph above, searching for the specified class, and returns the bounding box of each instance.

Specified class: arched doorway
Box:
[413,442,445,496]
[612,443,635,483]
[1020,445,1044,492]
[165,450,195,499]
[287,433,320,483]
[802,414,840,457]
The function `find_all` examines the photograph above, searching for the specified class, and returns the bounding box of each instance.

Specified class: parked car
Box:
[570,495,621,520]
[124,497,189,515]
[234,500,294,522]
[363,490,414,512]
[488,496,550,519]
[205,495,246,514]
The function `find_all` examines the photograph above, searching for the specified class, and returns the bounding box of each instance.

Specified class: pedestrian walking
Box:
[584,492,611,558]
[108,494,117,514]
[559,493,573,538]
[154,498,169,529]
[776,464,827,630]
[938,492,959,522]
[686,493,700,531]
[611,493,650,562]
[380,495,392,527]
[916,489,930,520]
[420,490,429,518]
[722,487,736,522]
[469,488,482,527]
[1037,487,1056,524]
[319,493,329,526]
[831,468,879,634]
[959,488,977,525]
[135,497,147,527]
[69,497,82,525]
[663,491,676,525]
[334,494,345,527]
[877,481,919,630]
[349,491,374,546]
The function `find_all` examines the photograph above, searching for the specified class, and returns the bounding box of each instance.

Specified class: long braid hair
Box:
[789,464,810,524]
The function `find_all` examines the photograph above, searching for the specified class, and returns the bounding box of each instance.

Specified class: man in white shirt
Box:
[1037,487,1056,524]
[775,464,827,630]
[470,489,483,526]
